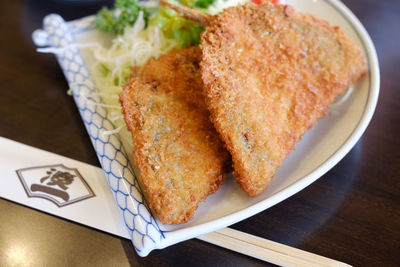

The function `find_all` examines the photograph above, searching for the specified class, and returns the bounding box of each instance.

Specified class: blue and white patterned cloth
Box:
[33,14,164,256]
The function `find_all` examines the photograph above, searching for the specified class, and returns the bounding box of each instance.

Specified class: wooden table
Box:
[0,0,399,266]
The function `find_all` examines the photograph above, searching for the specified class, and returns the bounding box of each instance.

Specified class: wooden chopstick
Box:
[197,228,351,267]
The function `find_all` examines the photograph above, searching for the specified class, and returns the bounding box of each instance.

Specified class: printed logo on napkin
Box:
[16,164,95,207]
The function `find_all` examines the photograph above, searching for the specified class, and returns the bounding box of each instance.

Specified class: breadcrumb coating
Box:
[120,46,231,224]
[200,1,367,196]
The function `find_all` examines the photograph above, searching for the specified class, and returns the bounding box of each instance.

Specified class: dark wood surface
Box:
[0,0,399,266]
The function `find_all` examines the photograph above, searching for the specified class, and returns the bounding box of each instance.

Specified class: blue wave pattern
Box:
[36,14,164,255]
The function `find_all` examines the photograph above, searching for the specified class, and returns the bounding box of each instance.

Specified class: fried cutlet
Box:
[199,1,367,195]
[119,46,231,224]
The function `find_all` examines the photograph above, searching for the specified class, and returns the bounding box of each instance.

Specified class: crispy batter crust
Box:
[200,2,367,196]
[120,47,230,224]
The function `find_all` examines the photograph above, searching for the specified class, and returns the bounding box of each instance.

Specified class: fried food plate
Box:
[33,0,379,256]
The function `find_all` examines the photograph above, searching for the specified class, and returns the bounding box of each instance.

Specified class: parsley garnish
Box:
[95,0,149,35]
[194,0,215,8]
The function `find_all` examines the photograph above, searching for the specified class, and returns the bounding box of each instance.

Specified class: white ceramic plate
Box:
[33,0,379,256]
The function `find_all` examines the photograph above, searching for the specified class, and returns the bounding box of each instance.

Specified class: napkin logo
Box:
[16,164,95,207]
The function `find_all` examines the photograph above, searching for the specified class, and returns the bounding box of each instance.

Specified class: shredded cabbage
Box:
[88,11,181,145]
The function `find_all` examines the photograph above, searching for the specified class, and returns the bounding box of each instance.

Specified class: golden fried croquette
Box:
[119,46,231,224]
[199,1,367,196]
